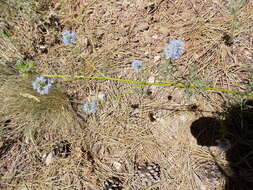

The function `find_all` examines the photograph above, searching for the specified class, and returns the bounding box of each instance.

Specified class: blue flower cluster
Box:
[41,29,186,115]
[164,39,185,60]
[62,30,77,45]
[32,76,54,95]
[83,101,98,114]
[130,39,185,73]
[131,60,143,72]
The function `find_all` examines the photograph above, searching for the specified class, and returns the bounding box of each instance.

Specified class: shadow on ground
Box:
[190,99,253,190]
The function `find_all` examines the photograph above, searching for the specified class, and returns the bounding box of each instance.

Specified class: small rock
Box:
[45,152,54,166]
[42,153,47,159]
[24,136,30,144]
[148,76,155,83]
[112,161,122,171]
[154,55,161,62]
[98,92,106,101]
[79,37,90,48]
[86,9,93,15]
[152,34,159,39]
[122,0,131,7]
[148,76,156,91]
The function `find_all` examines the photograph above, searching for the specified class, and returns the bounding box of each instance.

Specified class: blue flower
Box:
[131,60,143,72]
[83,101,98,114]
[62,30,77,45]
[216,139,231,151]
[32,76,54,95]
[164,39,185,59]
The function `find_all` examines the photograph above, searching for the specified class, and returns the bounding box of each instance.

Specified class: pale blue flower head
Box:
[32,76,54,95]
[131,60,143,72]
[83,101,98,114]
[216,138,231,151]
[164,39,185,59]
[62,30,77,45]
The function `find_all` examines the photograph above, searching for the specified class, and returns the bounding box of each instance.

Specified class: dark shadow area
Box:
[190,99,253,190]
[190,117,220,146]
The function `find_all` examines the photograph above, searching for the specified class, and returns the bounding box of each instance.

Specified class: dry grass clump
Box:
[0,73,80,139]
[0,67,84,189]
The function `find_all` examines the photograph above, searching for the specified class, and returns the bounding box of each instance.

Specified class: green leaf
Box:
[16,60,35,74]
[72,49,82,55]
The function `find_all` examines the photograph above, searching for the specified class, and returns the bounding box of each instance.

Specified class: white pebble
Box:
[112,161,122,171]
[152,34,159,39]
[148,76,155,83]
[154,55,161,62]
[45,152,54,166]
[98,92,106,101]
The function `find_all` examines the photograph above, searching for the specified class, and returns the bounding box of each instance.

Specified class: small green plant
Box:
[229,0,247,40]
[159,62,212,98]
[246,74,253,94]
[229,0,247,15]
[16,60,35,74]
[183,68,212,98]
[159,59,176,80]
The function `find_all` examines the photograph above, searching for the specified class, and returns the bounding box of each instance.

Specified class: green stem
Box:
[42,74,253,98]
